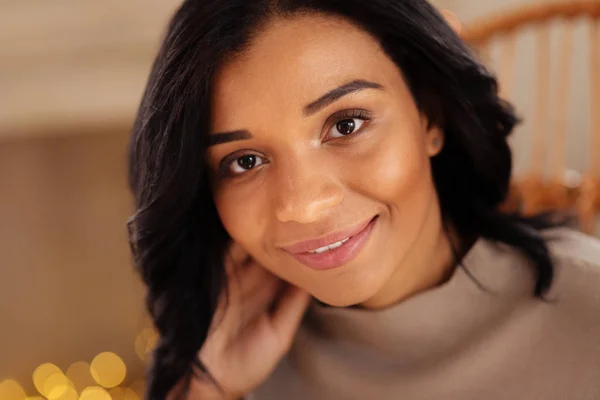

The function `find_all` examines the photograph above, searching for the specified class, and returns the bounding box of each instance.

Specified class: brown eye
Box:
[324,108,373,141]
[336,119,356,135]
[227,154,266,175]
[328,117,366,139]
[238,155,256,170]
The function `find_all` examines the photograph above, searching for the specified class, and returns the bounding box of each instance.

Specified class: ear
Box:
[439,9,462,35]
[425,125,444,157]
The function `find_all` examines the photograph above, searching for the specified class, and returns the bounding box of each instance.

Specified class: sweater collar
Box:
[294,238,536,367]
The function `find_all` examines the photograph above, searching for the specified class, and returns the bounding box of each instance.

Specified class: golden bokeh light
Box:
[66,361,96,393]
[124,388,141,400]
[8,353,142,400]
[109,387,126,400]
[128,380,146,398]
[44,372,72,399]
[52,386,77,400]
[134,327,158,362]
[79,386,111,400]
[0,379,26,400]
[33,363,63,397]
[90,352,126,388]
[109,387,140,400]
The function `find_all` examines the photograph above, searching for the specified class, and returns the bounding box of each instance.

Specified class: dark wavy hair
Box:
[127,0,561,398]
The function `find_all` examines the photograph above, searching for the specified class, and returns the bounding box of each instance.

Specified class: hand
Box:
[190,242,311,399]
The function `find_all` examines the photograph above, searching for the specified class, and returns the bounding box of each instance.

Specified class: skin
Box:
[190,11,463,400]
[207,13,456,309]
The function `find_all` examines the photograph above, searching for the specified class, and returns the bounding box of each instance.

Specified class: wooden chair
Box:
[462,1,600,234]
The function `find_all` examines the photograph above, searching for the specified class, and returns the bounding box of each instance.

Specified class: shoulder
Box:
[463,228,600,295]
[543,227,600,270]
[543,228,600,296]
[540,227,600,323]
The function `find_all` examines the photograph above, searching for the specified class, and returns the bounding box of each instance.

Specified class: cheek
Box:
[215,187,296,283]
[214,186,269,257]
[352,128,432,205]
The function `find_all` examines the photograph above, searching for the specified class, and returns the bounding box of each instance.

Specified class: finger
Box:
[224,242,251,275]
[269,286,311,351]
[222,247,256,303]
[210,271,247,335]
[239,262,277,297]
[213,261,273,333]
[239,275,282,328]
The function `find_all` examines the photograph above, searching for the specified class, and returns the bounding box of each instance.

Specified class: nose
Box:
[274,159,344,224]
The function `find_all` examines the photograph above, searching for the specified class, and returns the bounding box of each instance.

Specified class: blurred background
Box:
[0,0,598,399]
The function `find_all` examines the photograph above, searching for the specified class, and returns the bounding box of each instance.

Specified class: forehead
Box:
[210,14,401,128]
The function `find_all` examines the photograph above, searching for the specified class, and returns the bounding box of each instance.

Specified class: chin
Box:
[313,296,359,308]
[305,258,391,307]
[310,281,381,308]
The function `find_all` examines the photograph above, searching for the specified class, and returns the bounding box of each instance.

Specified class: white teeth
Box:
[309,237,351,254]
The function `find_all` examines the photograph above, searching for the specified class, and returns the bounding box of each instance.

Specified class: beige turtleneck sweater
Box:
[250,228,600,399]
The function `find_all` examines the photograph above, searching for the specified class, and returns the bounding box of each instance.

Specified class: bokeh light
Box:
[79,386,111,400]
[66,362,96,393]
[90,352,126,388]
[43,372,72,399]
[8,352,144,400]
[0,379,26,400]
[33,363,62,398]
[40,372,74,400]
[128,380,146,398]
[109,387,126,400]
[134,327,158,362]
[109,387,140,400]
[52,386,77,400]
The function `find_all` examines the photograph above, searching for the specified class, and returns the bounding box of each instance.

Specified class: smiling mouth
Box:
[283,215,379,271]
[281,216,376,255]
[307,236,352,254]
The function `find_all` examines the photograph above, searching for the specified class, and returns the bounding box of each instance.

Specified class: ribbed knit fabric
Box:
[251,229,600,400]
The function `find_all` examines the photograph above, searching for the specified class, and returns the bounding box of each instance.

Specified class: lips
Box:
[281,217,375,255]
[281,216,378,271]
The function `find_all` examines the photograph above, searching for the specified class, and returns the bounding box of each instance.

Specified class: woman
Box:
[127,0,600,399]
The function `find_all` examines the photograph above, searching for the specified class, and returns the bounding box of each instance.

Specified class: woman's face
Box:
[208,14,449,308]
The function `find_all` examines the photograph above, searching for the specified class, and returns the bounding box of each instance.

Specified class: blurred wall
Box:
[434,0,594,177]
[0,131,148,392]
[0,0,182,394]
[0,0,181,138]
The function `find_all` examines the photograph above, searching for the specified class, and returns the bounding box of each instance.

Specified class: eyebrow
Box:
[208,79,384,146]
[303,79,384,116]
[208,130,251,146]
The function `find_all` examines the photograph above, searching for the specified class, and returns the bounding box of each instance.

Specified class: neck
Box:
[359,199,457,309]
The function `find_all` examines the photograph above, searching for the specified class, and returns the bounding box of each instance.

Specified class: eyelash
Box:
[218,108,373,178]
[323,108,373,141]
